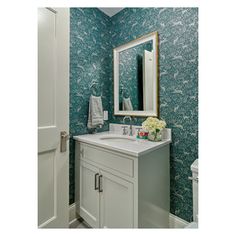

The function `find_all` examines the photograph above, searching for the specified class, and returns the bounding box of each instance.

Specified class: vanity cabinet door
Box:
[99,170,134,228]
[80,161,100,228]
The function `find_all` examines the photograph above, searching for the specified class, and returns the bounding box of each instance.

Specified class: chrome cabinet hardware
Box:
[94,173,99,190]
[121,126,128,135]
[123,116,133,136]
[98,175,103,192]
[60,131,69,152]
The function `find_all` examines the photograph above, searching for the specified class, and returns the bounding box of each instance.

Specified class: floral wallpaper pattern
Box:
[70,7,198,222]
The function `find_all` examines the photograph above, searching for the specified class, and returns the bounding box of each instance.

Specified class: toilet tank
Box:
[191,159,198,222]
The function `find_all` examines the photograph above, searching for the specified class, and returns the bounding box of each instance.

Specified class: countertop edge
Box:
[73,135,171,157]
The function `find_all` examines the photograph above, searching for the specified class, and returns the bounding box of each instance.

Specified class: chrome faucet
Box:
[123,116,133,136]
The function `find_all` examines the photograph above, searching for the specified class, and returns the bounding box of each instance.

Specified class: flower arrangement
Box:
[142,117,166,141]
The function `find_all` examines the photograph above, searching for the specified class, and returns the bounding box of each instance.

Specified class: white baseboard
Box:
[169,213,189,228]
[69,203,76,222]
[69,203,188,228]
[69,203,80,228]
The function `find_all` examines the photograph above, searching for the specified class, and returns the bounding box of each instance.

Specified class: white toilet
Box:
[185,159,198,228]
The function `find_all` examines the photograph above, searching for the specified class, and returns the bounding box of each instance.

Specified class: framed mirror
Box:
[113,31,159,117]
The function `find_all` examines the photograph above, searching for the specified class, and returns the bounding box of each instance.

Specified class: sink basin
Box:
[73,128,171,157]
[99,135,136,142]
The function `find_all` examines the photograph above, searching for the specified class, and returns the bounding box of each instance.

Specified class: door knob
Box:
[60,131,69,152]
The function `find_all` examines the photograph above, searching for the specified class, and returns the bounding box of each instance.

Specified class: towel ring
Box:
[90,81,101,96]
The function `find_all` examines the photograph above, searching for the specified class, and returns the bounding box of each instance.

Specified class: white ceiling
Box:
[99,8,124,17]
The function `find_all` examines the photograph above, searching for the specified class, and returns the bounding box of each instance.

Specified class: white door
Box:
[100,170,134,228]
[38,8,69,228]
[143,50,154,111]
[80,161,100,228]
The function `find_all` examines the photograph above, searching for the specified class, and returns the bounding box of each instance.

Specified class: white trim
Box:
[69,202,189,228]
[98,8,124,17]
[113,31,158,117]
[69,218,80,228]
[69,203,92,228]
[69,203,76,222]
[169,213,189,228]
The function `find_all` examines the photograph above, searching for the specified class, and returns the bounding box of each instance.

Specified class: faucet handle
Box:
[121,126,128,135]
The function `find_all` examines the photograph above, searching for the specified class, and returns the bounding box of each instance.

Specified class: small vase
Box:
[148,130,162,142]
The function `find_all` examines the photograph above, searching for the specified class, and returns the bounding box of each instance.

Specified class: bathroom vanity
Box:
[73,31,170,228]
[74,124,171,228]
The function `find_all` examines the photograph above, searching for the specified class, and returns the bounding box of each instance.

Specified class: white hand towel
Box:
[122,97,133,111]
[87,95,104,129]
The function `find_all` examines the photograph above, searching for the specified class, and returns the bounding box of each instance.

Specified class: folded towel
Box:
[122,97,133,111]
[87,95,104,129]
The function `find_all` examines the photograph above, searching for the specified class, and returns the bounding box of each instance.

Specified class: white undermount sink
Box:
[73,124,172,157]
[99,134,136,142]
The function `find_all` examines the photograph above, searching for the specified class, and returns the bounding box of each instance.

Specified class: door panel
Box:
[143,50,154,110]
[38,8,69,228]
[100,170,134,228]
[38,151,56,225]
[38,8,56,127]
[80,161,100,228]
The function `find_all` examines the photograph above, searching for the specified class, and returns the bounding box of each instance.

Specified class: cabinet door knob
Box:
[94,173,99,190]
[98,175,103,192]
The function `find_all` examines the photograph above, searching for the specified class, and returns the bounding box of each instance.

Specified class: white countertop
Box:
[73,130,171,157]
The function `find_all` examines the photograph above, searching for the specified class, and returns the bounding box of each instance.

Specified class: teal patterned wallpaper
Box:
[70,8,198,222]
[119,41,153,110]
[110,8,198,222]
[69,8,112,204]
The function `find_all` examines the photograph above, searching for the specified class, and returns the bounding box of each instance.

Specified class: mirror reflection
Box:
[114,31,158,117]
[119,40,154,111]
